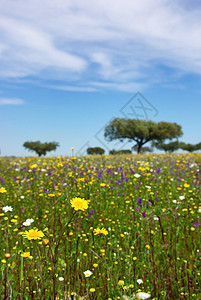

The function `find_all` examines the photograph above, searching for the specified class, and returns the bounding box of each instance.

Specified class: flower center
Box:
[29,232,39,238]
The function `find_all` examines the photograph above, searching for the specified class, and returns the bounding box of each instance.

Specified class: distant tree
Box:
[132,145,153,153]
[109,149,132,155]
[109,150,118,155]
[179,142,201,153]
[23,141,59,157]
[87,147,105,155]
[104,118,182,154]
[154,141,179,153]
[196,142,201,151]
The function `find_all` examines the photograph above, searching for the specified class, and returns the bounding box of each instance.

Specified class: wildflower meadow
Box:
[0,153,200,299]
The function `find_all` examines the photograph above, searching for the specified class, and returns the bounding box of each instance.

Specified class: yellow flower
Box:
[0,187,7,193]
[1,259,6,263]
[21,252,30,258]
[118,280,124,286]
[11,219,18,223]
[42,238,49,245]
[133,257,137,261]
[70,197,88,211]
[94,227,108,236]
[21,228,44,240]
[90,288,95,293]
[145,244,150,250]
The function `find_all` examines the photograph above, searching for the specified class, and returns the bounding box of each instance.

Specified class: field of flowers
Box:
[0,154,201,300]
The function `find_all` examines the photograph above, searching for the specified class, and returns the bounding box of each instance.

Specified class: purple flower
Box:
[136,207,139,213]
[142,212,146,218]
[193,221,201,228]
[87,209,94,218]
[0,177,5,184]
[137,198,142,207]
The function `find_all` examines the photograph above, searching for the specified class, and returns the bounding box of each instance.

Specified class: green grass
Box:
[0,153,201,299]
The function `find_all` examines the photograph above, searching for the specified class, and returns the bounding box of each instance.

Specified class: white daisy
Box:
[2,206,13,213]
[83,270,92,277]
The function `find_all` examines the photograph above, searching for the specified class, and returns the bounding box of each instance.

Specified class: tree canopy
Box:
[87,147,105,155]
[23,141,59,156]
[109,149,132,155]
[154,141,180,153]
[179,142,201,153]
[104,118,182,154]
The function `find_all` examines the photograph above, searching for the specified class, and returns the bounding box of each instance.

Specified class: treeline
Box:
[22,118,200,156]
[154,141,201,153]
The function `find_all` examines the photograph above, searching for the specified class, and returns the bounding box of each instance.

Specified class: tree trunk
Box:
[137,143,142,154]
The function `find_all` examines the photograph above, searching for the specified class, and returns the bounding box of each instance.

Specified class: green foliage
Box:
[156,121,182,141]
[87,147,105,155]
[179,142,201,153]
[109,149,132,155]
[132,145,153,153]
[154,141,180,153]
[104,118,182,154]
[23,141,59,156]
[0,154,201,299]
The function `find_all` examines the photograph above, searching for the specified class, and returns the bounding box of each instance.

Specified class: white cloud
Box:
[0,98,24,105]
[0,15,86,78]
[48,84,97,92]
[90,81,146,92]
[0,0,201,90]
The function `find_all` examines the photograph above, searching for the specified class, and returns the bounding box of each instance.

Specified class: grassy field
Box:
[0,154,200,299]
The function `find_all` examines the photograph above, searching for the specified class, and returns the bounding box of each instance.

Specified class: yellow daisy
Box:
[70,197,88,211]
[21,252,30,258]
[21,228,44,240]
[93,227,108,236]
[0,187,7,193]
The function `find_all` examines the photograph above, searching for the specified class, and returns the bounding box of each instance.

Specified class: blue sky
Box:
[0,0,201,156]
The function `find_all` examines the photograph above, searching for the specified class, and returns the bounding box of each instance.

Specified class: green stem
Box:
[20,256,24,287]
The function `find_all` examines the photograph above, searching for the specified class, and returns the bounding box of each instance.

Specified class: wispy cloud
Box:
[0,15,87,78]
[0,98,24,105]
[1,0,201,91]
[48,84,97,92]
